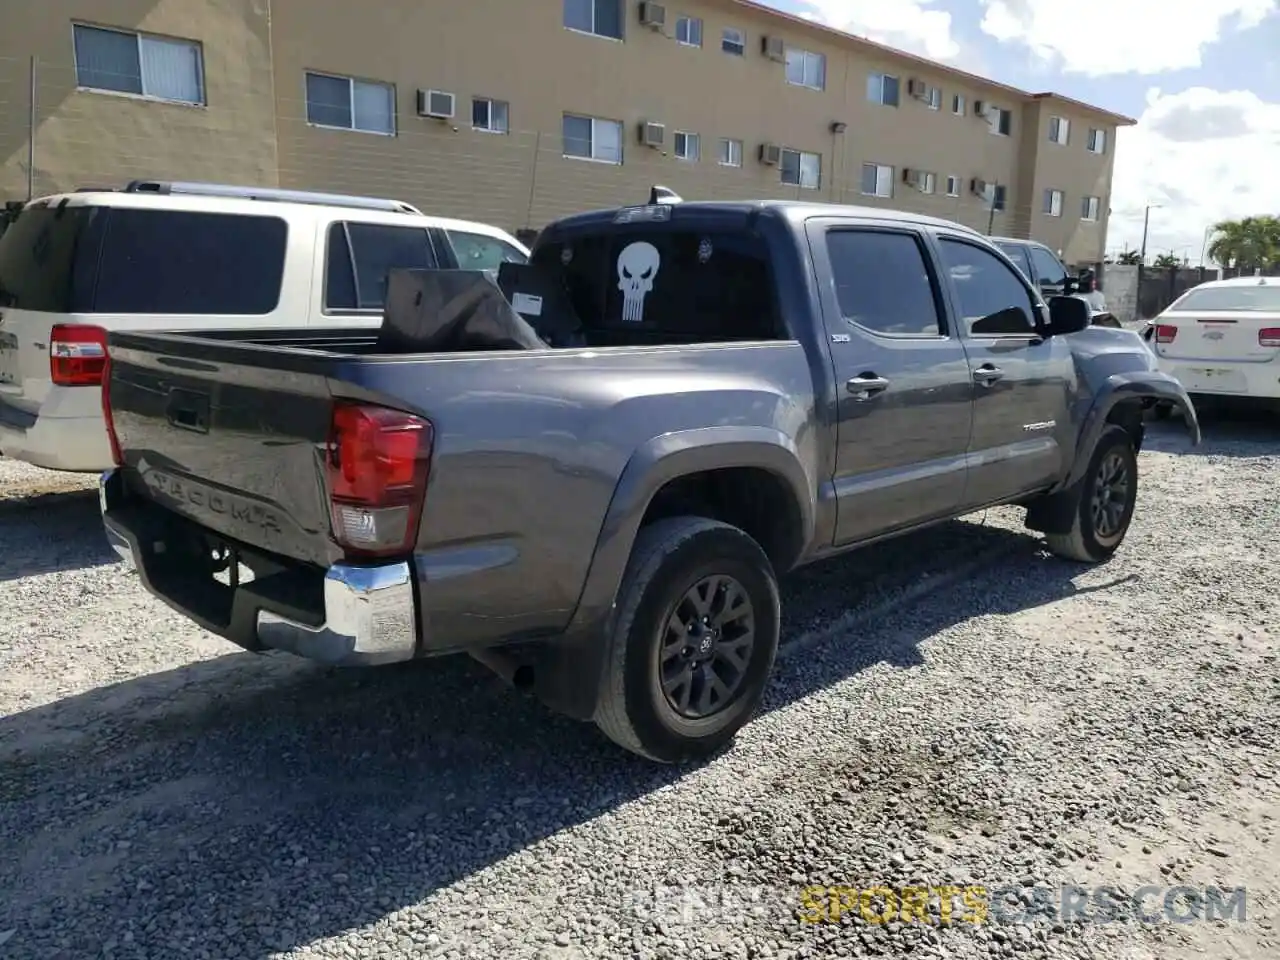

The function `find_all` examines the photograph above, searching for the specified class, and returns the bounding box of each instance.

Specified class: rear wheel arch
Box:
[567,430,815,633]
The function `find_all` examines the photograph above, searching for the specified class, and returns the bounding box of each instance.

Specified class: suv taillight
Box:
[1155,324,1178,343]
[1260,327,1280,347]
[100,353,122,467]
[50,324,108,386]
[326,401,433,558]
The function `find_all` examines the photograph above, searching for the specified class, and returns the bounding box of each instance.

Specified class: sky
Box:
[762,0,1280,264]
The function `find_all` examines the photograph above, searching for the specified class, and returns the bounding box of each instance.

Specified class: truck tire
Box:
[1044,425,1139,563]
[594,516,781,763]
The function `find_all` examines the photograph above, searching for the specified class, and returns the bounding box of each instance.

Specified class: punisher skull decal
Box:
[617,241,660,322]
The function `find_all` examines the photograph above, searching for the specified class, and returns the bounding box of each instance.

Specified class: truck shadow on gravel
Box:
[0,490,117,582]
[0,518,1130,958]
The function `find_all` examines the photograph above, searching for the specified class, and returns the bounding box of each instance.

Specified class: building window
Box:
[926,86,942,110]
[988,105,1012,136]
[945,175,961,197]
[1043,188,1064,217]
[920,171,937,194]
[984,183,1007,211]
[676,15,702,46]
[1082,196,1101,221]
[1087,128,1107,154]
[1048,116,1070,144]
[305,72,395,135]
[562,113,622,163]
[72,23,205,104]
[722,27,745,55]
[563,0,623,39]
[952,94,965,116]
[785,49,826,90]
[867,72,900,107]
[718,137,743,167]
[674,131,700,161]
[472,97,509,134]
[861,162,893,198]
[781,149,821,188]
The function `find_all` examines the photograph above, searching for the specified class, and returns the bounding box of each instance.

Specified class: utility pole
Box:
[27,56,36,200]
[1139,203,1161,265]
[986,183,1000,235]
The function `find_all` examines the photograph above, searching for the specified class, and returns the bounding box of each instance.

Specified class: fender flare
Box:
[1066,370,1201,488]
[528,426,814,721]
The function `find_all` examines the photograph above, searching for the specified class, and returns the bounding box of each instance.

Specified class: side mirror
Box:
[1045,295,1090,336]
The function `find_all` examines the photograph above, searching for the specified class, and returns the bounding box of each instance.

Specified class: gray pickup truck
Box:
[99,197,1200,763]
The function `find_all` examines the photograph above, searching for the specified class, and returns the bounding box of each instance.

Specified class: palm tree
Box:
[1152,252,1182,269]
[1115,249,1142,265]
[1206,215,1280,270]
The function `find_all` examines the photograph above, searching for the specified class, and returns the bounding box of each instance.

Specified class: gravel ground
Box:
[1,406,1278,960]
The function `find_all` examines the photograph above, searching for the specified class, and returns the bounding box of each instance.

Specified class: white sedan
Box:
[1143,275,1280,402]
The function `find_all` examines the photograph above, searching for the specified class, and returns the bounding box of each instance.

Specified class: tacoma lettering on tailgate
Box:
[143,469,283,537]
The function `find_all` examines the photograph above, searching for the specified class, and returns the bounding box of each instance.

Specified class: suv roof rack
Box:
[121,180,423,215]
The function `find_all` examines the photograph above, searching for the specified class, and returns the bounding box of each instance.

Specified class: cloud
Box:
[1109,87,1280,261]
[977,0,1278,76]
[796,0,962,62]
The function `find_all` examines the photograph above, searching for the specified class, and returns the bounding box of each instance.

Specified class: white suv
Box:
[0,181,530,472]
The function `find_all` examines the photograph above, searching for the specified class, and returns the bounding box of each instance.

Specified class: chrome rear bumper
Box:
[100,469,418,666]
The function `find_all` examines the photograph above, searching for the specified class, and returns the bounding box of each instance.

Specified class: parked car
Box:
[0,180,530,473]
[1142,275,1280,412]
[98,196,1200,763]
[991,236,1120,328]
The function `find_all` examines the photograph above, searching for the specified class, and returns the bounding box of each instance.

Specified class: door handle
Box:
[846,374,890,401]
[973,364,1004,386]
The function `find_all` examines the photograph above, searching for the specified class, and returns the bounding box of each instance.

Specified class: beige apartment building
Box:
[0,0,1134,264]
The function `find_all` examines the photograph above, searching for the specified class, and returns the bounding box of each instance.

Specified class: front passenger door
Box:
[935,235,1078,507]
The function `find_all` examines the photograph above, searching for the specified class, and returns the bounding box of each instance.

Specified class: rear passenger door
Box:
[315,220,448,323]
[804,219,975,546]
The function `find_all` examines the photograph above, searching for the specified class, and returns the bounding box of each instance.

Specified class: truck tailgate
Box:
[106,333,341,568]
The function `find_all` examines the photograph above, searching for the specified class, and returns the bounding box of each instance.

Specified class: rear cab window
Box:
[530,223,783,345]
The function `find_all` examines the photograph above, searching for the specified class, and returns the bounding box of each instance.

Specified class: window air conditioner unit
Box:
[759,142,782,165]
[973,99,987,117]
[906,78,926,99]
[417,89,455,120]
[970,177,987,196]
[639,1,666,28]
[639,121,665,147]
[902,167,918,185]
[762,36,786,61]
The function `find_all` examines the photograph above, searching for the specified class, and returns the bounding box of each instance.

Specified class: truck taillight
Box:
[50,324,108,386]
[325,401,433,558]
[100,353,122,466]
[1155,324,1178,343]
[1260,327,1280,347]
